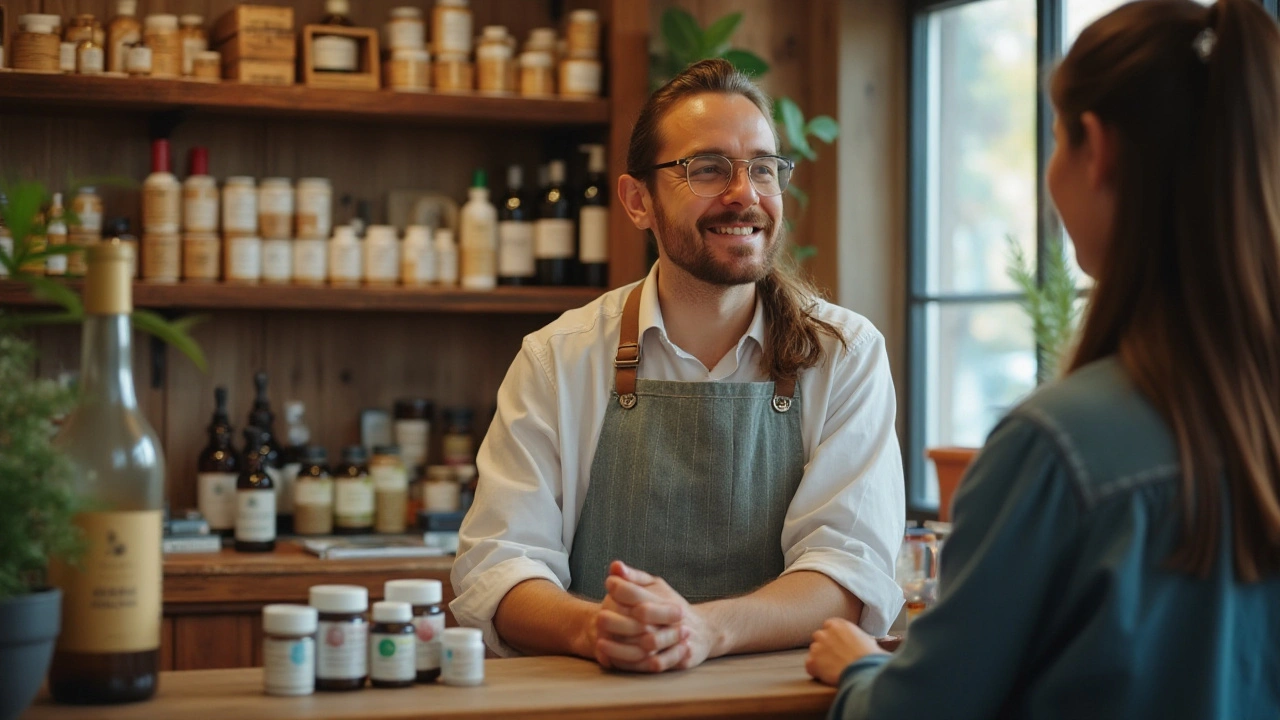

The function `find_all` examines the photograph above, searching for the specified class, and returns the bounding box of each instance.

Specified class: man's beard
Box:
[653,198,782,286]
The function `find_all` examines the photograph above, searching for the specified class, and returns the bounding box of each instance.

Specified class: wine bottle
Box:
[534,160,576,286]
[497,165,536,286]
[49,239,164,704]
[196,386,240,537]
[235,427,276,553]
[245,371,288,534]
[578,144,609,288]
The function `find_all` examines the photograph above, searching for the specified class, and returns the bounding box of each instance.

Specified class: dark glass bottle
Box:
[245,371,287,533]
[196,386,241,537]
[497,164,536,286]
[332,445,373,534]
[578,144,609,287]
[235,427,276,552]
[534,159,576,286]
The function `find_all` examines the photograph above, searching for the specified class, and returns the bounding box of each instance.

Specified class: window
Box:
[906,0,1266,513]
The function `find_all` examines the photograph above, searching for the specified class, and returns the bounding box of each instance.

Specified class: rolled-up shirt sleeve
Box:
[450,338,568,657]
[781,328,906,636]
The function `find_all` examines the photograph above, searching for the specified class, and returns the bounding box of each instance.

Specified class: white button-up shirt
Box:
[451,265,906,656]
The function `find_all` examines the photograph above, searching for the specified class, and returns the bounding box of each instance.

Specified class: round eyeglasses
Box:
[641,154,795,198]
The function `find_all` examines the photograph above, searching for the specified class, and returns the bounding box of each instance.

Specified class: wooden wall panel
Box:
[648,0,841,297]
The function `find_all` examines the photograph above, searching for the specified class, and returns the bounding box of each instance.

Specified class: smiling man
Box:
[450,59,905,672]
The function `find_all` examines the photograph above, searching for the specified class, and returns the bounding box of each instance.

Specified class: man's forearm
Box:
[699,570,865,658]
[492,578,599,658]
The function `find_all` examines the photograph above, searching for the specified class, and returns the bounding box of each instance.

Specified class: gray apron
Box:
[567,280,806,603]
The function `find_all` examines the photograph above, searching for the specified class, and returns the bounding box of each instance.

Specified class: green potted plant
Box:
[0,180,204,718]
[927,233,1082,520]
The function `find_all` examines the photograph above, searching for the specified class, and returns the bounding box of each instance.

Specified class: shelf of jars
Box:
[0,70,612,127]
[0,278,604,314]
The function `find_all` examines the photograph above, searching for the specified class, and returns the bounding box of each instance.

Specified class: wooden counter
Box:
[24,650,832,720]
[162,543,454,671]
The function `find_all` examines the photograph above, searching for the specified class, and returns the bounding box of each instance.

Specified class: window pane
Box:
[920,301,1035,506]
[1064,0,1214,49]
[924,0,1037,295]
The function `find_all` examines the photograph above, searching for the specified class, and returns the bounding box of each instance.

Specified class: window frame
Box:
[903,0,1279,518]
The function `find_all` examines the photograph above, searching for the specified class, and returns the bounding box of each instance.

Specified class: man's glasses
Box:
[641,154,795,198]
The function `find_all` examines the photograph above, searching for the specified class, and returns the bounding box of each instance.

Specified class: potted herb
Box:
[0,180,205,718]
[927,233,1082,520]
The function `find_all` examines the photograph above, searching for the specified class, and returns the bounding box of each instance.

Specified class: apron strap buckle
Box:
[772,395,792,413]
[619,393,637,409]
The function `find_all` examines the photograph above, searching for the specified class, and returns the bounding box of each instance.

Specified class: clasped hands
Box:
[588,560,714,673]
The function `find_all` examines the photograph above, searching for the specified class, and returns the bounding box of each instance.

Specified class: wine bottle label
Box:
[498,221,535,276]
[414,613,446,670]
[295,478,334,506]
[534,219,575,260]
[334,478,375,517]
[236,488,277,542]
[579,206,609,263]
[198,472,239,530]
[47,510,162,653]
[370,632,415,682]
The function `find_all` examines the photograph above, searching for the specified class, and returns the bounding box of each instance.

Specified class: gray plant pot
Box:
[0,587,61,720]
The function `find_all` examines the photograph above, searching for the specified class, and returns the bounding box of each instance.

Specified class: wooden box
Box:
[223,58,295,85]
[213,5,294,45]
[215,28,296,63]
[301,25,379,91]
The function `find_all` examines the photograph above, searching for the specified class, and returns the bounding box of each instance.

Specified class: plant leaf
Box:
[806,115,840,144]
[23,276,83,316]
[790,244,819,264]
[0,311,82,331]
[722,49,770,78]
[661,8,704,65]
[703,13,743,57]
[130,310,208,372]
[775,98,815,161]
[786,182,810,209]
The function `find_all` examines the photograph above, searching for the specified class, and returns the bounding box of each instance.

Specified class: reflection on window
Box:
[925,0,1037,296]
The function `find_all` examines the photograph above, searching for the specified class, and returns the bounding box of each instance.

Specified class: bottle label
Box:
[442,640,484,684]
[370,632,416,682]
[498,221,535,276]
[442,433,473,465]
[79,45,105,74]
[46,248,69,275]
[296,192,332,240]
[294,239,328,282]
[295,477,333,506]
[226,237,262,281]
[329,242,362,283]
[264,636,314,695]
[47,510,162,653]
[371,464,407,492]
[261,239,293,282]
[183,185,219,233]
[142,234,181,281]
[181,36,207,75]
[236,488,276,542]
[197,471,239,530]
[436,246,458,284]
[461,245,495,288]
[183,235,221,280]
[561,59,602,96]
[579,206,609,263]
[143,182,181,233]
[414,613,446,671]
[436,9,472,54]
[316,620,367,680]
[223,189,257,233]
[534,219,575,259]
[365,241,399,283]
[334,477,375,517]
[388,19,425,50]
[393,419,429,469]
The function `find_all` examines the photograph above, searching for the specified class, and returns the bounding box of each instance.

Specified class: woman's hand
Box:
[805,617,888,686]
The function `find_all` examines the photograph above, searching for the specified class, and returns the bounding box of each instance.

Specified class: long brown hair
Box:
[1054,0,1280,581]
[626,59,846,381]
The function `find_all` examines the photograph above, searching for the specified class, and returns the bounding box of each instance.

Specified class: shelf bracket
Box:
[149,109,187,141]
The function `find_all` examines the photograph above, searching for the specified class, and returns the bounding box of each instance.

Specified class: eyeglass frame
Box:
[638,153,796,198]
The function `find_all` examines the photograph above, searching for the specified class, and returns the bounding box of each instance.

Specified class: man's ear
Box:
[618,174,653,230]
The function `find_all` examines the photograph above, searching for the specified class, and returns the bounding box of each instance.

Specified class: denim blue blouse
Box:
[830,357,1280,720]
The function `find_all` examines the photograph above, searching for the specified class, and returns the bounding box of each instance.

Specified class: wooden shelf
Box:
[0,70,611,127]
[0,279,602,314]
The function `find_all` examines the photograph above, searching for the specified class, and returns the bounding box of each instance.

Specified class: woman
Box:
[806,0,1280,717]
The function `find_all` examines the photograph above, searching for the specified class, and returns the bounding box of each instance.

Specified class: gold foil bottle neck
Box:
[84,239,134,315]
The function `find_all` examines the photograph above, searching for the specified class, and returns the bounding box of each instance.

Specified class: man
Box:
[451,59,905,673]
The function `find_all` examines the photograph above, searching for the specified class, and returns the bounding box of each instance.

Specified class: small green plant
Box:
[1006,231,1083,383]
[651,8,839,264]
[0,332,82,598]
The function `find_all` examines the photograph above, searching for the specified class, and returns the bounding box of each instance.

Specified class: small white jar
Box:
[225,235,262,283]
[294,237,328,285]
[262,604,318,697]
[258,177,294,239]
[328,225,362,286]
[222,176,257,236]
[441,627,484,686]
[295,178,332,240]
[262,238,292,283]
[363,225,400,286]
[401,225,434,285]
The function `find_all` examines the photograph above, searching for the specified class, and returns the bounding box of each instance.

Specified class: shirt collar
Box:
[637,263,767,357]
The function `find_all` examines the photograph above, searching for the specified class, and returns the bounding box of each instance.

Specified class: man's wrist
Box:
[695,602,733,658]
[571,603,600,659]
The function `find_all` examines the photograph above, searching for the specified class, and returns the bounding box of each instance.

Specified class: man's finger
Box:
[607,640,690,674]
[605,576,666,607]
[609,560,657,585]
[597,636,654,664]
[627,601,684,625]
[596,609,649,639]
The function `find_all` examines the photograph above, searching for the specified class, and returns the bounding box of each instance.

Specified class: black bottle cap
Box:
[342,445,368,464]
[301,445,328,464]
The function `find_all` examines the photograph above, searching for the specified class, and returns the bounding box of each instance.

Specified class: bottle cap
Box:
[385,579,443,605]
[442,627,483,645]
[151,138,171,174]
[372,600,412,623]
[471,168,487,189]
[84,240,134,315]
[188,146,209,176]
[263,604,318,635]
[309,584,368,613]
[342,445,369,464]
[373,444,401,456]
[301,445,328,464]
